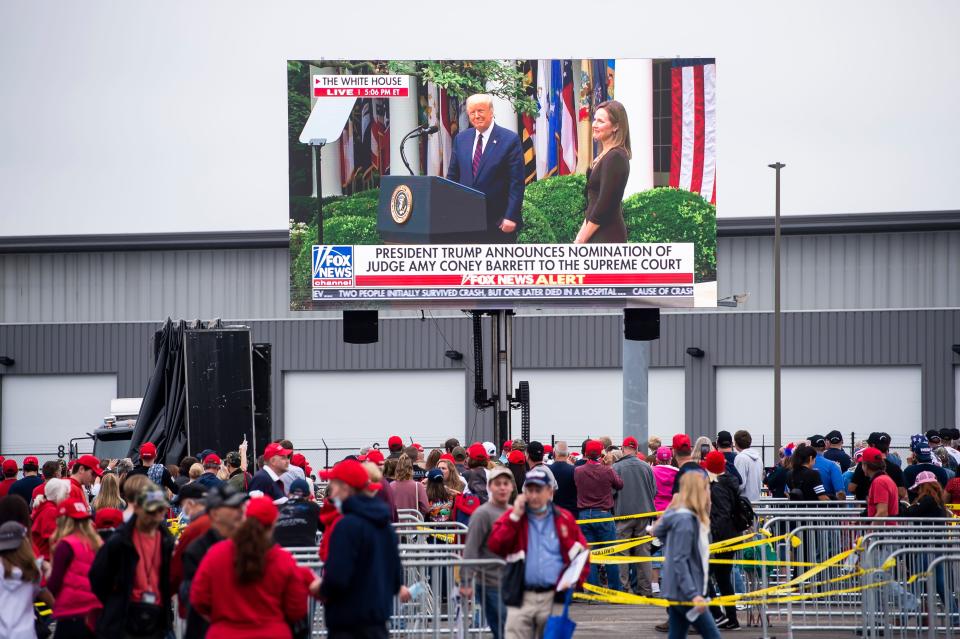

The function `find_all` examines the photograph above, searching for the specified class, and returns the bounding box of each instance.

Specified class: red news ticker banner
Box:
[354,273,694,287]
[313,74,410,98]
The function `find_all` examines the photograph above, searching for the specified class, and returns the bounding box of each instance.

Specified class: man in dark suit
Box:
[447,93,525,243]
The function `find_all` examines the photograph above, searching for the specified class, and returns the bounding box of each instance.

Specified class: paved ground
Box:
[568,601,861,639]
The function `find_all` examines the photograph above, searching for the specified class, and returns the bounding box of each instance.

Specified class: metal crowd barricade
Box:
[926,555,960,639]
[754,518,960,639]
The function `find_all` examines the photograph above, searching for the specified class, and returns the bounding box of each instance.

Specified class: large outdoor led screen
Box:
[288,58,718,309]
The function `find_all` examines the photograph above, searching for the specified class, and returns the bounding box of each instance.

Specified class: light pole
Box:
[769,161,785,456]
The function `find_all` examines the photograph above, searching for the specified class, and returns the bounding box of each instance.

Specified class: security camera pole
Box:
[769,162,785,456]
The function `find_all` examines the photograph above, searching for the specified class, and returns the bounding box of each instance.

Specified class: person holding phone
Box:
[650,470,721,638]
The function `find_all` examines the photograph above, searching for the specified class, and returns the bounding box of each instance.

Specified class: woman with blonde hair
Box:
[651,470,721,638]
[0,521,53,638]
[91,472,125,513]
[575,99,632,244]
[437,457,465,494]
[692,436,713,464]
[392,454,429,517]
[48,498,103,638]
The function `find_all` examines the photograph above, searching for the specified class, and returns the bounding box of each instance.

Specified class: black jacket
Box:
[182,527,223,639]
[319,494,403,630]
[709,473,741,542]
[89,516,175,638]
[551,461,578,514]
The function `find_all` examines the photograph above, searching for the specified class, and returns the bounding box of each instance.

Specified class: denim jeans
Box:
[480,585,506,639]
[578,508,621,590]
[667,605,722,639]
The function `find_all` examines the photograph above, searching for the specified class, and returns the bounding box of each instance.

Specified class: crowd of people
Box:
[0,425,955,638]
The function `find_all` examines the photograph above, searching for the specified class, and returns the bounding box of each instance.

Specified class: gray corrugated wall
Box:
[2,310,957,444]
[3,230,960,323]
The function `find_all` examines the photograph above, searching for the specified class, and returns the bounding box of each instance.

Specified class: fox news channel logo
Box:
[312,246,354,288]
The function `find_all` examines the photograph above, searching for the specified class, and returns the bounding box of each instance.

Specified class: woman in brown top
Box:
[575,100,631,243]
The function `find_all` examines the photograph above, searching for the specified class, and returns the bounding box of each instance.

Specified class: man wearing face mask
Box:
[488,467,590,639]
[319,459,410,638]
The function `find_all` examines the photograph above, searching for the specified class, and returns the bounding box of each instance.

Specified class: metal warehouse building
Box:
[2,212,958,468]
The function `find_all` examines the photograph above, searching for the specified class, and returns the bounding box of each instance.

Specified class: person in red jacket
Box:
[47,497,103,638]
[68,455,101,505]
[0,458,18,496]
[30,478,71,562]
[190,496,309,639]
[487,467,590,638]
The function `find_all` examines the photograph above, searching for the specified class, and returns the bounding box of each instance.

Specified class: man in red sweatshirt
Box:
[488,467,590,638]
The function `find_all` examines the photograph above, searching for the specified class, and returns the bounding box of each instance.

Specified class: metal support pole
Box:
[310,138,327,244]
[490,310,513,447]
[769,162,785,454]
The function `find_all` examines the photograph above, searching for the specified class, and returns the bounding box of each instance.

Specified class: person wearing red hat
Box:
[575,440,624,590]
[319,459,409,635]
[94,507,124,542]
[861,447,900,519]
[8,456,42,505]
[671,434,702,495]
[249,442,293,502]
[362,449,400,523]
[127,443,180,495]
[462,443,492,501]
[190,495,309,639]
[611,436,657,596]
[701,450,742,629]
[30,478,71,562]
[194,453,225,490]
[506,449,527,489]
[0,459,19,497]
[47,497,103,637]
[69,455,102,505]
[90,482,176,638]
[387,435,405,460]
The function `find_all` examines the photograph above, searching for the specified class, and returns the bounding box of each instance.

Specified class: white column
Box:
[612,59,654,196]
[487,62,518,133]
[309,65,342,196]
[389,76,420,175]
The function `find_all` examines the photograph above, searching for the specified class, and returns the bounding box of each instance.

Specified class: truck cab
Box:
[70,398,141,461]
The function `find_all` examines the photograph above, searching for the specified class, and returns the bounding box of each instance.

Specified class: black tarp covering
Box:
[128,319,198,464]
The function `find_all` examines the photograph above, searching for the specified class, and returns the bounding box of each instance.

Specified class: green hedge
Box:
[623,187,717,282]
[518,174,585,244]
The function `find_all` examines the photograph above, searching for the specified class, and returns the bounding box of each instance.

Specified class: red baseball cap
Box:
[467,443,489,462]
[503,440,513,451]
[543,444,553,455]
[439,453,456,463]
[58,497,92,520]
[94,507,123,530]
[861,447,884,464]
[701,450,727,475]
[203,454,221,466]
[585,440,604,459]
[672,434,692,452]
[320,459,377,491]
[365,449,385,464]
[412,443,423,452]
[23,456,39,467]
[507,450,525,465]
[75,455,102,476]
[291,453,307,469]
[388,436,404,450]
[245,495,279,527]
[264,442,292,459]
[2,459,17,474]
[140,443,157,459]
[622,436,639,450]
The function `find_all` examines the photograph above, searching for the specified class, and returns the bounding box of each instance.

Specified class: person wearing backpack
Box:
[702,452,742,630]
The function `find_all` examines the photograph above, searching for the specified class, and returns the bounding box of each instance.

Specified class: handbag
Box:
[543,589,576,639]
[501,558,526,607]
[125,602,164,637]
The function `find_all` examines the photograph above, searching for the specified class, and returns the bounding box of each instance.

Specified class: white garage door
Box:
[1,374,117,462]
[716,366,922,465]
[512,368,685,444]
[283,370,464,470]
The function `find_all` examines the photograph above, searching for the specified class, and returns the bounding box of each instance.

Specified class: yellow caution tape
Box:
[576,510,663,524]
[590,537,654,556]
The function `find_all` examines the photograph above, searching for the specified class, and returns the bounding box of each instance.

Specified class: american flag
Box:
[669,59,717,204]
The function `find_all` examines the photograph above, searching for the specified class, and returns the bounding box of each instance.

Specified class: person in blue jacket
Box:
[809,435,846,499]
[319,459,410,638]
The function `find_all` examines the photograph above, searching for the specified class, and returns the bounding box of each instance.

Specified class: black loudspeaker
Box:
[252,343,273,461]
[343,310,379,344]
[624,308,660,341]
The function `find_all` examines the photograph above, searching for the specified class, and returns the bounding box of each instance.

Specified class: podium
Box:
[377,176,487,244]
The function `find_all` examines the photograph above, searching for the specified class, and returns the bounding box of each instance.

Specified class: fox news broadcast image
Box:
[288,59,718,310]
